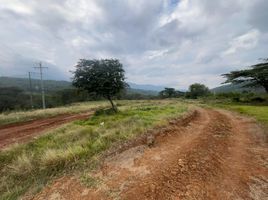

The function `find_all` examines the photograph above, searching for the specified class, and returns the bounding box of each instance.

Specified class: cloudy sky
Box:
[0,0,267,89]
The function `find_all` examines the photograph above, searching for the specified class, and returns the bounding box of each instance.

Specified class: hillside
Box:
[128,82,164,91]
[0,76,159,95]
[0,76,71,92]
[211,83,266,94]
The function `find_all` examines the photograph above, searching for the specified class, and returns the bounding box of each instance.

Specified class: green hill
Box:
[0,76,158,96]
[211,83,266,94]
[0,76,71,92]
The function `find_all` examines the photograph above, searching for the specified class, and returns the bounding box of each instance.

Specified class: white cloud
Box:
[0,0,33,15]
[223,29,260,55]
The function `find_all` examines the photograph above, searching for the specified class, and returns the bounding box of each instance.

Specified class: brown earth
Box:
[0,111,93,149]
[31,108,268,200]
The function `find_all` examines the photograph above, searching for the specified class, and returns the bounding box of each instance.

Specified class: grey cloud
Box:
[0,8,23,20]
[248,0,268,32]
[197,0,241,17]
[0,0,267,89]
[75,0,165,55]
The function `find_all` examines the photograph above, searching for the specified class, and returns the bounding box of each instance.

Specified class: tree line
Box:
[0,58,267,112]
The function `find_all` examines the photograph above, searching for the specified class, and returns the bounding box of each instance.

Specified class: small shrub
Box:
[41,146,87,168]
[94,108,117,116]
[8,154,33,176]
[80,173,101,188]
[250,97,266,103]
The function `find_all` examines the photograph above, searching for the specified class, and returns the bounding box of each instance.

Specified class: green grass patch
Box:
[0,100,187,199]
[223,105,268,124]
[208,102,268,125]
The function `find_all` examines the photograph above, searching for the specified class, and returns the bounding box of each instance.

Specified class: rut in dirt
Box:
[0,111,93,149]
[33,108,268,200]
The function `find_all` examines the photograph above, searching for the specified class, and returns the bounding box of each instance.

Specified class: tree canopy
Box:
[222,59,268,93]
[159,88,184,98]
[186,83,210,99]
[72,59,127,111]
[159,88,176,98]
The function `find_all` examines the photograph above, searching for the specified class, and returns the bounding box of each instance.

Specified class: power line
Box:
[34,62,48,109]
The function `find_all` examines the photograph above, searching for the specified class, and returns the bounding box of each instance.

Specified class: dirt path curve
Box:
[0,111,93,149]
[32,108,268,200]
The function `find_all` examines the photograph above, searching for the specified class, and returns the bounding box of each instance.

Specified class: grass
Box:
[80,173,101,188]
[203,99,268,125]
[0,101,109,126]
[0,99,188,200]
[219,104,268,125]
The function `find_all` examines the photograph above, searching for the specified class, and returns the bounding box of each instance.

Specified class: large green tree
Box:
[159,88,176,98]
[186,83,210,99]
[72,59,127,111]
[222,59,268,93]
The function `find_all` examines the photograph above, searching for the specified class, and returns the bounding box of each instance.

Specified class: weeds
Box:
[0,101,109,126]
[80,173,101,188]
[226,105,268,124]
[0,100,187,199]
[211,104,268,125]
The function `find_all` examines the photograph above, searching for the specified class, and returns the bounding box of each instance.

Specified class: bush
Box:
[0,87,30,112]
[186,83,210,99]
[94,108,117,116]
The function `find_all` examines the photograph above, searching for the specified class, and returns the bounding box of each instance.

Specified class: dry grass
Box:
[0,101,109,126]
[8,154,34,176]
[0,99,188,200]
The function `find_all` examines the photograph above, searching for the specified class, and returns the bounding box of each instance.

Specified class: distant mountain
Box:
[126,88,158,96]
[211,83,265,94]
[128,82,165,92]
[0,76,71,92]
[0,76,159,96]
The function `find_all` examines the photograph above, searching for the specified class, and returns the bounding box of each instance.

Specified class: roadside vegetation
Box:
[196,92,268,126]
[214,104,268,125]
[0,100,188,200]
[196,93,268,126]
[0,101,108,126]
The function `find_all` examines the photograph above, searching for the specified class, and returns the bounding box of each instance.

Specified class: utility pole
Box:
[34,62,48,109]
[28,72,34,109]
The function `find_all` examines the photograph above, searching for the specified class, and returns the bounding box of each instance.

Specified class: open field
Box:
[222,105,268,125]
[0,101,109,126]
[0,100,188,199]
[209,104,268,125]
[32,107,268,200]
[0,100,267,200]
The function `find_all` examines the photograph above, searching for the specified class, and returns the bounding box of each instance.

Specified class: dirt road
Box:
[33,108,268,200]
[0,112,93,149]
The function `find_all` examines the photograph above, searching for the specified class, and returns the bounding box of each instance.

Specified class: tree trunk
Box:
[107,96,117,112]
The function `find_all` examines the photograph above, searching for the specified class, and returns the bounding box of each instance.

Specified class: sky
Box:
[0,0,267,90]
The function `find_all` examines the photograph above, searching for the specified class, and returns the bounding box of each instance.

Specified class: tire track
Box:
[32,108,268,200]
[0,111,93,149]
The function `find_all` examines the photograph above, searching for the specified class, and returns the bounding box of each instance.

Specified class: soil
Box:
[29,108,268,199]
[0,111,93,149]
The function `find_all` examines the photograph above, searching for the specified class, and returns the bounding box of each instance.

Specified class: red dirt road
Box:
[32,108,268,200]
[0,112,93,149]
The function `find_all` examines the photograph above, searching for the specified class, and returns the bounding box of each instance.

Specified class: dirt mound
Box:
[0,111,93,149]
[32,108,268,200]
